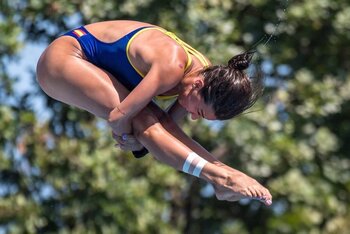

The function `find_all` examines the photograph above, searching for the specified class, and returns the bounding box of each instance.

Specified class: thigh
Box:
[37,36,130,120]
[37,36,169,135]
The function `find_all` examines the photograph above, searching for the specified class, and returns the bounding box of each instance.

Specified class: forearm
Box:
[108,81,159,131]
[135,122,228,185]
[114,64,180,120]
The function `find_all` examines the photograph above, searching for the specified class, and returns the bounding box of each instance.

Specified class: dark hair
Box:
[200,51,264,120]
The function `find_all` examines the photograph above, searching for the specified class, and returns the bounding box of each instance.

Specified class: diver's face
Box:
[178,86,216,120]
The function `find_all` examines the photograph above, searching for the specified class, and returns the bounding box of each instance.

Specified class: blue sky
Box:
[9,42,44,92]
[8,41,51,120]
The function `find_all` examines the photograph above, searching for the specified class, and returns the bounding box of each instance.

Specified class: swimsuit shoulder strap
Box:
[125,27,156,78]
[152,28,210,69]
[125,27,209,101]
[126,26,210,77]
[149,28,211,101]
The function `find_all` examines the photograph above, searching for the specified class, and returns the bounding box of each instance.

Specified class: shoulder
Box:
[149,44,188,81]
[141,35,189,75]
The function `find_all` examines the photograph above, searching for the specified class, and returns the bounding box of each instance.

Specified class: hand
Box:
[213,172,272,206]
[108,106,132,136]
[112,132,144,151]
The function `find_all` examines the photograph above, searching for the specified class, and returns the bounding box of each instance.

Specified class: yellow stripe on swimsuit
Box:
[126,27,210,101]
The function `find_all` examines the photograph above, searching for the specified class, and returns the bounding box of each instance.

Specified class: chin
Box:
[178,96,190,110]
[179,103,187,110]
[177,97,185,107]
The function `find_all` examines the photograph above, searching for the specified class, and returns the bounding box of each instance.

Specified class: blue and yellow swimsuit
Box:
[63,25,210,99]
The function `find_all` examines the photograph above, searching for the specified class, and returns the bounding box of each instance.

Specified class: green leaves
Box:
[1,0,350,233]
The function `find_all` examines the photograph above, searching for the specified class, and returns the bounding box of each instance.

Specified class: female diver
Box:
[36,20,272,205]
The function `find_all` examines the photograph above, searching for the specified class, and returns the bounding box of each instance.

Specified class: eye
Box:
[197,109,203,118]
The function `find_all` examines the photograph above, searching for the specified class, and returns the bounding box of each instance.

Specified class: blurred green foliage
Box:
[0,0,349,233]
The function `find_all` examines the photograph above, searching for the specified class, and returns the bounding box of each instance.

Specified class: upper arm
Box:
[118,49,186,118]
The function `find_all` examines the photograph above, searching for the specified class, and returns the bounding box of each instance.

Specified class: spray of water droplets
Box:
[251,0,289,50]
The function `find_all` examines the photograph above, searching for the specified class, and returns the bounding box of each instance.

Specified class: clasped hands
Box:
[112,132,144,151]
[108,106,144,151]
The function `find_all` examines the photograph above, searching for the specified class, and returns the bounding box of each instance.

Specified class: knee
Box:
[36,52,51,93]
[36,47,63,95]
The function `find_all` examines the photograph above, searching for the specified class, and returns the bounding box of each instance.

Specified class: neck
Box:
[185,55,204,76]
[176,56,206,95]
[176,71,199,95]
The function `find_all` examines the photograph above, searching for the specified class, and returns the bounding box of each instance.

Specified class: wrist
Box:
[180,152,228,186]
[108,106,127,123]
[115,105,126,116]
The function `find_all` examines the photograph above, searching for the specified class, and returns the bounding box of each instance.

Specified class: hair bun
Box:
[228,51,255,71]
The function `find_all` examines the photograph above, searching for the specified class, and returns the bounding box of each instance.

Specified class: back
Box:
[84,20,155,44]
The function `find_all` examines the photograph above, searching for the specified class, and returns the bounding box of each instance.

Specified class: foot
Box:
[213,172,272,205]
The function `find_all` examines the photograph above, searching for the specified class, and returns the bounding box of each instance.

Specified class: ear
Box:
[193,78,204,90]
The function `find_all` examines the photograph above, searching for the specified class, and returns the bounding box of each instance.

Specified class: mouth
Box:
[178,97,185,107]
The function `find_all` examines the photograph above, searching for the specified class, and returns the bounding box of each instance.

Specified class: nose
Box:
[191,113,200,120]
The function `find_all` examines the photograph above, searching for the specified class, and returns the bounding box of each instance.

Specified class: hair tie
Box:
[228,51,255,71]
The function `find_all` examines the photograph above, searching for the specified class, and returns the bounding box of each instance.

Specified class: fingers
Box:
[112,132,138,144]
[115,142,144,151]
[116,143,143,151]
[112,132,144,151]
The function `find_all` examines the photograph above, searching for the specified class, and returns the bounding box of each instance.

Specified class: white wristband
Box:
[193,159,207,177]
[182,152,208,178]
[182,152,196,173]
